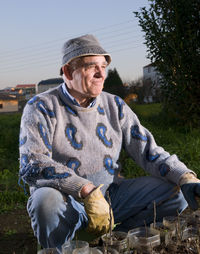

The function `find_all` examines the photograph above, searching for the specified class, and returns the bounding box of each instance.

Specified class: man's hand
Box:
[81,183,96,198]
[82,184,114,236]
[180,173,200,210]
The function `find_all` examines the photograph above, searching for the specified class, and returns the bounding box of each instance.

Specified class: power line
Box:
[0,20,139,57]
[0,44,145,74]
[0,36,143,67]
[0,19,146,74]
[0,32,142,62]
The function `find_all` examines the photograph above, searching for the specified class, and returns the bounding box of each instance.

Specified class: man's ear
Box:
[63,65,73,80]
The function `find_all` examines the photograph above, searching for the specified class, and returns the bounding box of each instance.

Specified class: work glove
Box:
[180,173,200,211]
[83,184,114,236]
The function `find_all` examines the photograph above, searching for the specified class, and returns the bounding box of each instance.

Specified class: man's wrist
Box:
[179,172,199,186]
[81,183,96,198]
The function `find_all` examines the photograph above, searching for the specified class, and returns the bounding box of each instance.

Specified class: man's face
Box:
[69,55,107,100]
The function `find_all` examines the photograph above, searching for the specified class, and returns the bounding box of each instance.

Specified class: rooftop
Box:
[16,84,36,88]
[38,78,63,85]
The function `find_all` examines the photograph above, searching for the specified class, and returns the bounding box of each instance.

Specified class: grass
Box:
[1,104,200,214]
[120,103,200,178]
[0,113,27,213]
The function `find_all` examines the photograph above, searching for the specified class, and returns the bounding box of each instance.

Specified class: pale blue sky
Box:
[0,0,150,89]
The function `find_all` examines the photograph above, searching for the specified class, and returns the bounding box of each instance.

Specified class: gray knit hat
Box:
[60,34,111,75]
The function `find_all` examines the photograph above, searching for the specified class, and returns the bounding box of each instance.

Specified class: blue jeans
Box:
[27,176,187,250]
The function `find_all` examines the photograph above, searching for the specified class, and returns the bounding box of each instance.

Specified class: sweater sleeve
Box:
[120,101,193,185]
[19,96,91,198]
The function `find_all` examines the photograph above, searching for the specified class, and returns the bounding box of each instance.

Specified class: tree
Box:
[134,0,200,126]
[103,68,126,98]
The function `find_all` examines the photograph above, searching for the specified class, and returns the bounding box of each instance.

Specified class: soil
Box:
[0,207,37,254]
[0,206,199,254]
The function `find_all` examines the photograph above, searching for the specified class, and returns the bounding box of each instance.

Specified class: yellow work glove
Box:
[83,184,114,236]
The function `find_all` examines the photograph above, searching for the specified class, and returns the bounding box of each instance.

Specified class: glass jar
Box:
[128,227,160,253]
[62,240,90,254]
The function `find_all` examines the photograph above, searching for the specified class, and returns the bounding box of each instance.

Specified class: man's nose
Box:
[95,66,105,78]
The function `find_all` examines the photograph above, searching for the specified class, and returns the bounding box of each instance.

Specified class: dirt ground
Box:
[0,206,199,254]
[0,207,38,254]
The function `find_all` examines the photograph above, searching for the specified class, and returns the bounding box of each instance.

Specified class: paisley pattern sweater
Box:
[19,84,192,199]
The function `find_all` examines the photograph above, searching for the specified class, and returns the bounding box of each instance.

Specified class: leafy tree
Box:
[103,68,126,98]
[134,0,200,126]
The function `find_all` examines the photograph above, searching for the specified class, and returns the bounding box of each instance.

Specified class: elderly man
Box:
[19,34,200,251]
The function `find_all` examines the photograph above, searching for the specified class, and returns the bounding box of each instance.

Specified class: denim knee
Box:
[27,187,66,247]
[27,187,65,222]
[27,187,88,249]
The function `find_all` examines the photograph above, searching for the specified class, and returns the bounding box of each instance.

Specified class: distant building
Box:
[15,84,36,100]
[143,63,161,86]
[143,63,162,103]
[0,84,36,113]
[0,87,13,94]
[0,94,18,113]
[36,78,63,94]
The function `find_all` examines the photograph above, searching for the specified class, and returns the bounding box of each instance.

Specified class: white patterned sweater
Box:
[19,84,192,199]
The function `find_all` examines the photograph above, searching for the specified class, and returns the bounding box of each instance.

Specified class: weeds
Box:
[4,229,17,236]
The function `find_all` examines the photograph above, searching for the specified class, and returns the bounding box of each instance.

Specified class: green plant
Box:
[104,68,126,99]
[4,229,17,236]
[134,0,200,127]
[0,169,17,191]
[0,191,27,213]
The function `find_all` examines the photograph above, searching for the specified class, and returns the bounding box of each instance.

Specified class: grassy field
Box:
[0,103,200,213]
[121,103,200,178]
[0,113,28,213]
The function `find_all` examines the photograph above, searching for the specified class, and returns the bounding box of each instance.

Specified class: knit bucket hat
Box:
[60,34,111,75]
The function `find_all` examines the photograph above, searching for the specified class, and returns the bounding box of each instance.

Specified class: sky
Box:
[0,0,150,90]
